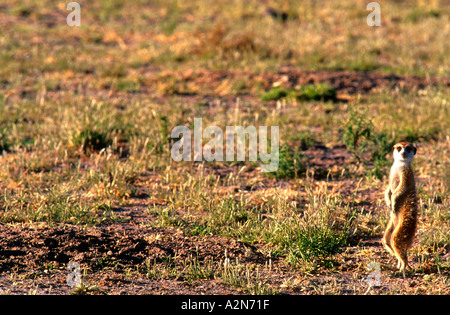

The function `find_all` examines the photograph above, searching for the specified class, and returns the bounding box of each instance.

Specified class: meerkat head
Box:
[392,142,416,165]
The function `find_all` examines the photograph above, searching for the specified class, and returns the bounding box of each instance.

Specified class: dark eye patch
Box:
[405,147,411,153]
[397,147,402,152]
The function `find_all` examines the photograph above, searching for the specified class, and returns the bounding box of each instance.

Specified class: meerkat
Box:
[382,142,418,276]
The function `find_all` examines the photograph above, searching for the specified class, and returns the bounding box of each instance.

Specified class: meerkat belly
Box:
[390,175,401,191]
[398,193,418,221]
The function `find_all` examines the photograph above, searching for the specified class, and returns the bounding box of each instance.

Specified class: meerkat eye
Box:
[405,147,411,153]
[397,147,402,152]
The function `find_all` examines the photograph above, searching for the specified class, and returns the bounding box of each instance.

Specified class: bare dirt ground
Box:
[0,69,448,295]
[143,66,449,98]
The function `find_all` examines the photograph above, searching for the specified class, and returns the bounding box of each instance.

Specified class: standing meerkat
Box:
[383,142,418,276]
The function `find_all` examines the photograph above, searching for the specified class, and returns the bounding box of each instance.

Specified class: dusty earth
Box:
[143,66,449,103]
[0,69,448,295]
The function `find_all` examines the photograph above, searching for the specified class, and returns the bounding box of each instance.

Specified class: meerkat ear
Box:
[413,146,417,155]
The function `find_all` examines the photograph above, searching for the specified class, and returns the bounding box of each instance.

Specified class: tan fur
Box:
[382,142,418,275]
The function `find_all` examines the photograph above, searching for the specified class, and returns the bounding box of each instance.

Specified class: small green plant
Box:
[342,107,395,179]
[73,128,112,152]
[295,83,337,101]
[261,84,337,102]
[295,131,316,149]
[342,107,373,154]
[183,256,216,282]
[369,133,395,179]
[261,86,289,101]
[289,225,347,263]
[267,144,306,179]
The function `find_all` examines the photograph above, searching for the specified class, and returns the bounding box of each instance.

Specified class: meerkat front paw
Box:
[385,189,392,208]
[391,201,397,214]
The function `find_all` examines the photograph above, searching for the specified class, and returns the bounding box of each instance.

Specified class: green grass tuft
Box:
[261,87,289,101]
[73,128,112,152]
[295,83,337,101]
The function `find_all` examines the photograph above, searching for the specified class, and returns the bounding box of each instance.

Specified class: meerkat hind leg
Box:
[383,218,396,256]
[392,235,410,278]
